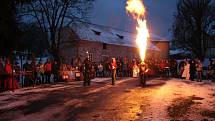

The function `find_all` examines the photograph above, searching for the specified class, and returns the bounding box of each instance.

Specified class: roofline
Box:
[70,20,168,41]
[72,20,135,34]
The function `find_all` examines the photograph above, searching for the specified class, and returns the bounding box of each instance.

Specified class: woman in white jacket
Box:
[182,61,190,80]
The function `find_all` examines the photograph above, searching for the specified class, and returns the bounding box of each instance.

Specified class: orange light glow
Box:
[126,0,150,61]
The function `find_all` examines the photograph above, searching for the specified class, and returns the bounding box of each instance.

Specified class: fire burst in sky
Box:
[126,0,150,62]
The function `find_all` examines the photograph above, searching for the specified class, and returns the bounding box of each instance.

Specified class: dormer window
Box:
[91,29,101,35]
[116,34,124,39]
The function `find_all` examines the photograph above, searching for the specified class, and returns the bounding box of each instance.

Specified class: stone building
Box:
[59,22,169,65]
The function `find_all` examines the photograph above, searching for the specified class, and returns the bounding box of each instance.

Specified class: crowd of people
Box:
[88,57,174,79]
[179,59,215,82]
[1,55,215,91]
[81,57,215,84]
[0,57,60,91]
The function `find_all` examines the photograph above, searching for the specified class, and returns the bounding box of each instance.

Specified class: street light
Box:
[86,51,89,60]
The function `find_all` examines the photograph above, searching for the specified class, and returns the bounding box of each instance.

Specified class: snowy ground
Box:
[0,78,215,121]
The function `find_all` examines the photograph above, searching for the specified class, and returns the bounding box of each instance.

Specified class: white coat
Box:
[182,63,190,80]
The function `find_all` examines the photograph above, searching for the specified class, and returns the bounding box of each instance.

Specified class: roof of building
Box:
[69,22,167,51]
[169,49,192,55]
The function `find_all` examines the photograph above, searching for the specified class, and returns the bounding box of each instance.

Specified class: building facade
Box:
[59,22,169,65]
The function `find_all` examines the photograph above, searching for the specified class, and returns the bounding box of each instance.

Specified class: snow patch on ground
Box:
[0,78,215,121]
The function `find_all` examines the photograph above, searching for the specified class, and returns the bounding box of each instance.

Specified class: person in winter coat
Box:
[83,58,92,86]
[97,63,104,77]
[111,58,117,85]
[23,60,33,87]
[36,60,44,84]
[196,60,203,82]
[139,61,148,87]
[52,60,60,83]
[5,59,19,90]
[44,60,52,83]
[179,60,186,78]
[31,59,37,86]
[170,59,178,77]
[133,61,139,78]
[189,59,196,81]
[182,61,190,80]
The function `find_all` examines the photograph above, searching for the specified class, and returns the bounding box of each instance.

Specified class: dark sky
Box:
[91,0,177,39]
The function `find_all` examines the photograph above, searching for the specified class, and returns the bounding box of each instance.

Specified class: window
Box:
[116,34,124,39]
[89,53,93,62]
[103,43,107,49]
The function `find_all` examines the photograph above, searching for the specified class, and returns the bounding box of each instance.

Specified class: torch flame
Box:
[126,0,146,19]
[126,0,149,61]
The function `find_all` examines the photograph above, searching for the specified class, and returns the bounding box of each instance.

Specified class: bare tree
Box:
[172,0,215,60]
[17,0,95,57]
[0,1,19,56]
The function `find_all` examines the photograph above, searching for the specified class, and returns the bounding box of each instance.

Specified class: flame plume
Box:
[126,0,149,61]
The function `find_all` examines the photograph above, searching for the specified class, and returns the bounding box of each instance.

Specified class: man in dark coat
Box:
[170,59,178,77]
[83,58,92,86]
[189,59,196,81]
[52,60,60,83]
[23,60,33,87]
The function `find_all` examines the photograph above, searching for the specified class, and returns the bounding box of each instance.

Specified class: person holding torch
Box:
[139,61,148,87]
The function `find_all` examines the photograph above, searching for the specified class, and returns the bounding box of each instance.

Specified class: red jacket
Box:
[45,62,52,72]
[5,64,12,74]
[111,61,117,70]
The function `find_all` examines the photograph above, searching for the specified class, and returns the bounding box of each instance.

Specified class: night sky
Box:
[91,0,177,39]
